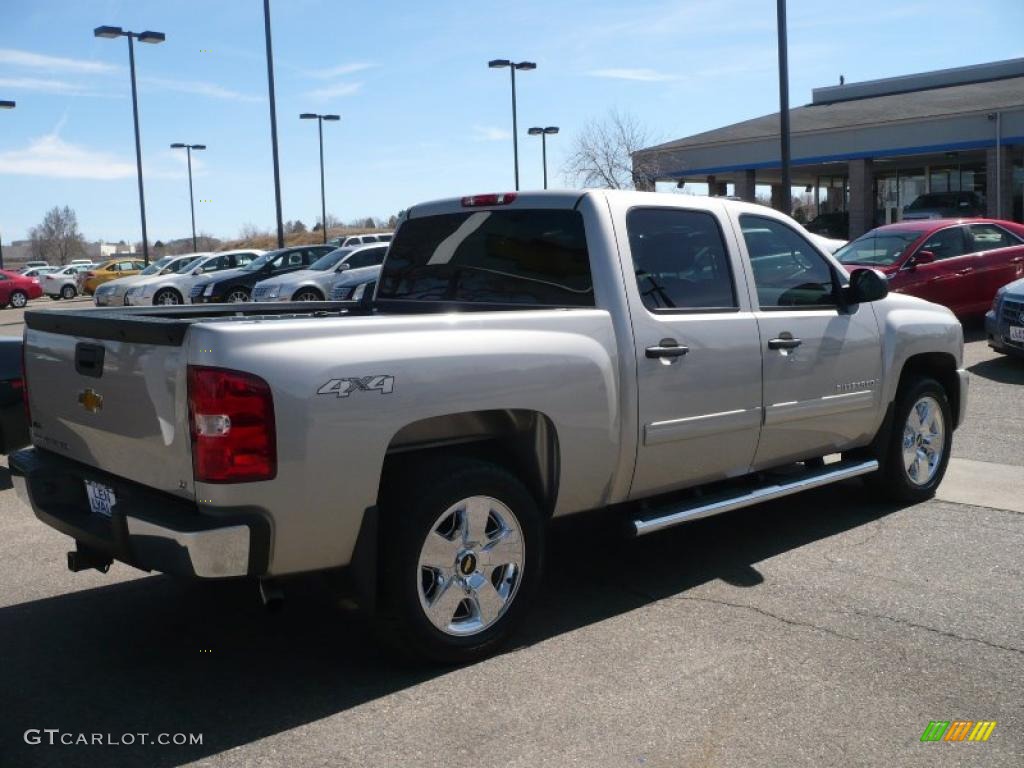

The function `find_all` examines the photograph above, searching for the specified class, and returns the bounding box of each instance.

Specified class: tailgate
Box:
[25,329,194,499]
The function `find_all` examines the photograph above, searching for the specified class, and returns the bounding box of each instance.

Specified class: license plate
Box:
[1010,326,1024,343]
[85,480,116,518]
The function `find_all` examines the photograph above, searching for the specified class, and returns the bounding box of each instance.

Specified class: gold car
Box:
[82,258,146,295]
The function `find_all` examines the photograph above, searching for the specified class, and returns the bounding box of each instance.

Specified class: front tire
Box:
[868,376,952,502]
[292,288,323,302]
[225,287,250,303]
[153,288,183,305]
[377,457,544,664]
[61,284,76,299]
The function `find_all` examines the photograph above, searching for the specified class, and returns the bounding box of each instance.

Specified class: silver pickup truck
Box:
[11,190,967,662]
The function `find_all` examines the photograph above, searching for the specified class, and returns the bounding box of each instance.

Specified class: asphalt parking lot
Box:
[0,307,1021,768]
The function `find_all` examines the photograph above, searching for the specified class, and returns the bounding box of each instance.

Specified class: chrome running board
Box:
[631,459,879,537]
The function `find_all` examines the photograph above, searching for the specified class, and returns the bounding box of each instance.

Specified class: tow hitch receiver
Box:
[67,543,112,574]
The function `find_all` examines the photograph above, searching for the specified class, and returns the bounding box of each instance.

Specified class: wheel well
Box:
[380,409,560,515]
[154,286,181,299]
[898,352,960,427]
[293,286,324,299]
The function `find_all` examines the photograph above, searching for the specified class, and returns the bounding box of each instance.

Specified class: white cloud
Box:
[0,76,94,95]
[587,68,679,82]
[0,133,136,179]
[473,125,511,142]
[305,62,375,79]
[303,81,363,101]
[142,76,263,103]
[0,48,118,75]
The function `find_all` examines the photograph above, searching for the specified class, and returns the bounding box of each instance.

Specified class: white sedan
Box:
[42,264,91,299]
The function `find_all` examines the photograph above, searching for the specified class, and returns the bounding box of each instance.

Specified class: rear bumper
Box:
[10,447,270,578]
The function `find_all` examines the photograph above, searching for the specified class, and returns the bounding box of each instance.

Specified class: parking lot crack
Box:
[672,594,862,643]
[845,607,1024,655]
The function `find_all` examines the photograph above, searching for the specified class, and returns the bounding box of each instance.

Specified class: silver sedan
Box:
[253,243,388,302]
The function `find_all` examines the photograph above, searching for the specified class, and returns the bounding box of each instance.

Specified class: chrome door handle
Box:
[957,268,974,275]
[645,340,689,359]
[768,336,802,350]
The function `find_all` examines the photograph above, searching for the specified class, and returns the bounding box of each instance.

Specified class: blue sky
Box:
[1,0,1023,244]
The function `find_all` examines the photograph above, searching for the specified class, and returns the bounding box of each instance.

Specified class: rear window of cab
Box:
[377,209,593,307]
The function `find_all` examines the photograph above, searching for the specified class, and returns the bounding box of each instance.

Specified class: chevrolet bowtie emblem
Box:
[78,388,103,413]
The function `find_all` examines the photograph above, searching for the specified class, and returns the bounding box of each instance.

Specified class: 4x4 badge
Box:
[317,375,394,398]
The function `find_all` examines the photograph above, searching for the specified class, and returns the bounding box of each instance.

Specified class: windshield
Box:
[241,251,276,271]
[176,257,205,273]
[140,256,173,276]
[835,230,922,266]
[308,248,350,271]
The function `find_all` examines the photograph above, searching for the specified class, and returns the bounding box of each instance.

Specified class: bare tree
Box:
[563,109,658,190]
[29,206,87,265]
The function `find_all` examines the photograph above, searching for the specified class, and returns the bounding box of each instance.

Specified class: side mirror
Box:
[913,250,936,265]
[160,267,173,274]
[844,268,889,304]
[336,262,351,272]
[192,268,202,275]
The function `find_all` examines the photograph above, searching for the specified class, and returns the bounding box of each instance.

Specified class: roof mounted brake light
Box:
[461,192,517,207]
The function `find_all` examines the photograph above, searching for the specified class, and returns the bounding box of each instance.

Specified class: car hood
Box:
[196,266,250,287]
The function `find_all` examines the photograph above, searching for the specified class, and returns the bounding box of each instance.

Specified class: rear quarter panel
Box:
[188,309,622,575]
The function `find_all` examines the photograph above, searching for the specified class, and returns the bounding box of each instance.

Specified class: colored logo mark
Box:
[920,720,996,742]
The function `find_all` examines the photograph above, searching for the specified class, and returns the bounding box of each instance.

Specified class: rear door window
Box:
[967,223,1021,252]
[378,209,593,306]
[626,207,737,311]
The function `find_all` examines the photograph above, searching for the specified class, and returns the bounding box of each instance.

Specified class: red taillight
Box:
[461,192,517,207]
[187,365,276,483]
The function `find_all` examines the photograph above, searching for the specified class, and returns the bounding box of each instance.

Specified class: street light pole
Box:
[300,114,340,243]
[528,126,559,189]
[488,59,536,190]
[95,25,165,265]
[0,99,13,270]
[776,0,792,216]
[264,0,285,248]
[171,143,206,252]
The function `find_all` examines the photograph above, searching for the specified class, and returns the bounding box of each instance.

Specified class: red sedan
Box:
[0,269,44,309]
[836,218,1024,318]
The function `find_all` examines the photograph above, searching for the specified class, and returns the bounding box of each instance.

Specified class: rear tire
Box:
[9,290,28,309]
[61,285,76,299]
[376,457,544,664]
[865,376,952,502]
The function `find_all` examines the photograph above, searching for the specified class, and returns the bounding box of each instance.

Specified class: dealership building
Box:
[634,58,1024,239]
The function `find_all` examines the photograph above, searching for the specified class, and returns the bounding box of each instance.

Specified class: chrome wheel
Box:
[417,495,524,637]
[61,285,75,299]
[155,290,181,305]
[902,395,945,486]
[10,291,27,308]
[226,288,249,303]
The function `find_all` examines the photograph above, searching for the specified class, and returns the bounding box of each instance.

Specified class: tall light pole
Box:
[527,126,559,189]
[95,25,165,265]
[0,100,13,269]
[775,0,792,215]
[300,113,340,243]
[263,0,285,248]
[170,143,206,252]
[488,59,536,191]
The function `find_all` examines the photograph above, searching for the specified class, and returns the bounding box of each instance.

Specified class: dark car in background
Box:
[902,191,985,220]
[987,277,1024,359]
[805,211,850,239]
[190,245,335,303]
[836,218,1024,318]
